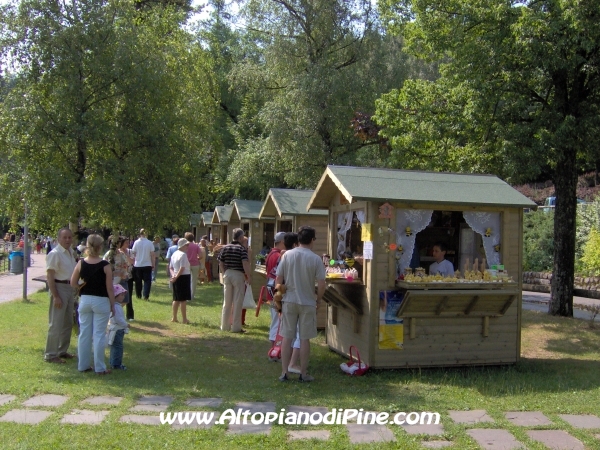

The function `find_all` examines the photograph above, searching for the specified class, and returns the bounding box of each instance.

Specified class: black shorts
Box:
[173,274,191,301]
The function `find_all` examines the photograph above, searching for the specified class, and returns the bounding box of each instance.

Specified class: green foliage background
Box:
[523,211,555,272]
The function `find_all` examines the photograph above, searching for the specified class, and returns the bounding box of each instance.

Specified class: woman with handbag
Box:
[71,234,116,375]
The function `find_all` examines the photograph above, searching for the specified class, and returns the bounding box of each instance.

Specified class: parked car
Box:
[542,196,587,212]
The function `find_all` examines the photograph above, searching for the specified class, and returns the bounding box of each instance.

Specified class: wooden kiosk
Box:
[211,205,234,244]
[200,212,215,241]
[230,199,276,300]
[190,212,214,242]
[260,188,329,328]
[259,188,328,256]
[307,166,536,369]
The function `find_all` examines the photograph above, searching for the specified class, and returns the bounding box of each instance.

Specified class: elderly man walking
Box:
[217,228,252,333]
[44,228,77,363]
[276,226,326,382]
[131,229,155,301]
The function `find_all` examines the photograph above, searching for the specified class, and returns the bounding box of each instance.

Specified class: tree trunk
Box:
[549,147,577,316]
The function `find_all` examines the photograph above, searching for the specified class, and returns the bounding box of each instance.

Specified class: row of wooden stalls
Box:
[190,166,535,369]
[189,190,329,328]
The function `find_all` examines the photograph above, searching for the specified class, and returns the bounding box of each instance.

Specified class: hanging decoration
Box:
[378,202,394,219]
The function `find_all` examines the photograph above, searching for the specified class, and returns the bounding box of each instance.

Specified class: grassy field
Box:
[1,263,600,449]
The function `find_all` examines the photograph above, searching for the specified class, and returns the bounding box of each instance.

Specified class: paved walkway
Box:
[522,290,600,321]
[0,253,48,304]
[1,394,598,448]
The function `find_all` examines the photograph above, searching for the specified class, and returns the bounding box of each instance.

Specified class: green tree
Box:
[376,0,600,316]
[523,211,554,272]
[581,228,600,275]
[0,0,216,233]
[217,0,417,196]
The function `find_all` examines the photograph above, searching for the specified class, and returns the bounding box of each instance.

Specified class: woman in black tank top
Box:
[71,234,116,375]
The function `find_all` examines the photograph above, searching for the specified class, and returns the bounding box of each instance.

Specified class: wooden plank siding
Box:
[323,198,523,368]
[295,215,329,257]
[237,218,276,304]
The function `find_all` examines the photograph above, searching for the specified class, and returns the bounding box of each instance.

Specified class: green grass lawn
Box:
[1,262,600,449]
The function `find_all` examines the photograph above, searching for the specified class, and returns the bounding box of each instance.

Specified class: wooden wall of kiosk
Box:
[241,218,276,302]
[324,198,523,369]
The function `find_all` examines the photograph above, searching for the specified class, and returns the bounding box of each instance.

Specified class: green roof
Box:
[212,205,233,224]
[308,166,537,209]
[260,189,328,218]
[230,199,265,221]
[201,212,213,226]
[189,213,202,226]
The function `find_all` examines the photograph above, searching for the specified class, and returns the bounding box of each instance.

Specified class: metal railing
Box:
[0,241,21,273]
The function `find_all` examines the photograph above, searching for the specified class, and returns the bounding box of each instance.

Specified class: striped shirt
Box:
[217,242,248,272]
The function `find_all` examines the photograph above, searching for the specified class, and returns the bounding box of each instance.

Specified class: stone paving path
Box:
[1,394,600,448]
[0,254,48,304]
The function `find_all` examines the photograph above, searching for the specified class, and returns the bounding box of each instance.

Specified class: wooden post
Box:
[482,316,489,337]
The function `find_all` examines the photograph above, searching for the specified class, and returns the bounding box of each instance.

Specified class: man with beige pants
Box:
[44,228,77,363]
[217,228,252,333]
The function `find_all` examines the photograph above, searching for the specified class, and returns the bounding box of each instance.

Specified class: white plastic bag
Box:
[242,283,256,309]
[340,361,368,375]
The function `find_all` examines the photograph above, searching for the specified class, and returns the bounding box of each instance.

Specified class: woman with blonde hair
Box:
[71,234,115,375]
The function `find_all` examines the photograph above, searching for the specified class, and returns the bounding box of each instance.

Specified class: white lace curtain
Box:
[463,211,501,267]
[395,209,433,274]
[337,212,353,258]
[355,210,365,226]
[336,210,366,258]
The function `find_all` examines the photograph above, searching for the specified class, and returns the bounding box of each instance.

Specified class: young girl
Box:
[107,284,129,370]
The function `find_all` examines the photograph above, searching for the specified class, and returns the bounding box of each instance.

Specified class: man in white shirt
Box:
[276,226,326,382]
[429,242,455,277]
[44,228,77,363]
[131,228,155,300]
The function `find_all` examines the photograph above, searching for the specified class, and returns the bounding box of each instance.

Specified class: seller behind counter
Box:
[428,242,454,277]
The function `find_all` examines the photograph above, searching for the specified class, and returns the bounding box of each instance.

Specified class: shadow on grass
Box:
[362,357,600,404]
[35,327,432,412]
[10,278,600,414]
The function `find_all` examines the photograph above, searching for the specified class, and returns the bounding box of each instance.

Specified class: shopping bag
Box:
[340,345,369,376]
[242,283,256,309]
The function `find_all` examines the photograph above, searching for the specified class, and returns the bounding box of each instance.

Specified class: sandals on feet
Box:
[96,370,112,375]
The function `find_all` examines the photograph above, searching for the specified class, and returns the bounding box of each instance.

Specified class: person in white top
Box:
[275,226,326,382]
[428,242,455,277]
[169,238,191,323]
[44,228,77,364]
[131,228,156,300]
